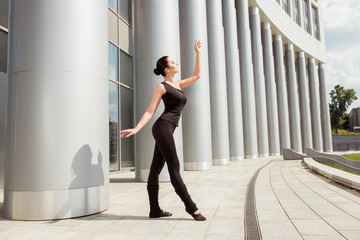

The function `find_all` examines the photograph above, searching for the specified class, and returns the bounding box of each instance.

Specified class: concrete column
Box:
[318,63,333,152]
[0,72,7,189]
[273,34,291,152]
[308,58,323,151]
[297,52,313,150]
[4,0,109,220]
[179,0,212,170]
[206,0,230,165]
[235,0,258,159]
[250,7,269,157]
[134,0,184,181]
[222,0,244,161]
[261,22,280,156]
[285,44,302,152]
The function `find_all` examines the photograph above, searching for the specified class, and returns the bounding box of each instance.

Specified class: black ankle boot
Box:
[190,212,206,221]
[147,185,172,218]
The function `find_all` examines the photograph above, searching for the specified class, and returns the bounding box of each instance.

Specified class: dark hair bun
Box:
[153,68,161,75]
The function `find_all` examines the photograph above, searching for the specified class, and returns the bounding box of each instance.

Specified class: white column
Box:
[250,6,269,157]
[318,63,333,152]
[179,0,213,170]
[261,22,280,156]
[235,0,258,159]
[309,58,323,151]
[222,0,244,161]
[4,0,109,220]
[273,34,291,152]
[285,44,302,152]
[134,0,184,181]
[297,52,313,150]
[0,73,7,188]
[206,0,230,165]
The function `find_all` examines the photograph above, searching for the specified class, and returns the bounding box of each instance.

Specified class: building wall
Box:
[0,0,333,189]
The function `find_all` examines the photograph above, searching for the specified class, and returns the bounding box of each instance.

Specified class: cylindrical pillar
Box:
[318,63,333,152]
[261,22,280,156]
[235,0,258,159]
[134,0,184,181]
[297,52,313,150]
[250,6,269,157]
[179,0,212,170]
[4,0,109,220]
[206,0,230,165]
[222,0,244,161]
[308,58,323,151]
[285,44,302,152]
[273,34,291,152]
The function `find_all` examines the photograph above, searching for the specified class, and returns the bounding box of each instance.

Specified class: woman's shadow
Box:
[55,144,105,219]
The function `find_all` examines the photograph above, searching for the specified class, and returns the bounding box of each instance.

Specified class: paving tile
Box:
[291,219,342,236]
[1,158,360,240]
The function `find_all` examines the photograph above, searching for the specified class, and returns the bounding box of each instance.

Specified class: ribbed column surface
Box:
[179,0,213,170]
[4,0,109,220]
[134,0,184,182]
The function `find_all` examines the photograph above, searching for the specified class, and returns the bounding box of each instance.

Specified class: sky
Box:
[322,0,360,111]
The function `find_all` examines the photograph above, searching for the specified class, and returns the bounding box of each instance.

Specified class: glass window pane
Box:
[108,0,117,12]
[0,0,9,28]
[120,86,134,168]
[108,42,119,81]
[109,82,119,171]
[0,30,7,73]
[120,50,133,88]
[119,0,132,25]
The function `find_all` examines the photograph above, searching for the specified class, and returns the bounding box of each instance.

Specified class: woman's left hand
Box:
[194,40,202,54]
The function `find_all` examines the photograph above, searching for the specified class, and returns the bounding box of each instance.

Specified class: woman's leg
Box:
[153,120,198,214]
[147,143,166,216]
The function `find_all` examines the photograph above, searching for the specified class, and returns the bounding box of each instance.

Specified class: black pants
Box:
[147,118,198,214]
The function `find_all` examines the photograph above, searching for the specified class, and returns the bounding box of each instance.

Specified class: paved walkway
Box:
[1,157,360,239]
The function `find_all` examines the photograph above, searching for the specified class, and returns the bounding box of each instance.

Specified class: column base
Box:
[184,161,212,171]
[245,155,258,159]
[3,184,108,220]
[213,158,230,165]
[258,153,269,158]
[270,153,281,156]
[230,156,244,161]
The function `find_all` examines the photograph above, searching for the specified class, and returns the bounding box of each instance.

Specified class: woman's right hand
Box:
[194,40,202,54]
[120,128,138,138]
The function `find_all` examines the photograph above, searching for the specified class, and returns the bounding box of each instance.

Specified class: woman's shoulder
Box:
[155,82,166,95]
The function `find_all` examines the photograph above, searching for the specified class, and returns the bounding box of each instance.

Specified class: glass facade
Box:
[108,0,132,25]
[119,0,132,25]
[0,0,8,73]
[108,43,134,171]
[292,0,300,24]
[302,0,310,33]
[282,0,289,14]
[0,31,7,73]
[0,0,9,28]
[109,81,119,171]
[311,6,319,39]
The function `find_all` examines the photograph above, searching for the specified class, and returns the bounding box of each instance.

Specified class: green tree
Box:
[329,84,358,134]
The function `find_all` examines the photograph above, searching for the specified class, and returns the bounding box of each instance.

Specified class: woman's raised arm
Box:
[178,40,202,89]
[120,83,165,138]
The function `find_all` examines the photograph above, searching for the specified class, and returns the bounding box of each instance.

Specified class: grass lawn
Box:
[342,153,360,161]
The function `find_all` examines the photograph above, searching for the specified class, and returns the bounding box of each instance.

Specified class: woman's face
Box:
[166,57,179,75]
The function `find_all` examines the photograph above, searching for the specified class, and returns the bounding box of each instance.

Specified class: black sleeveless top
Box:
[159,82,187,127]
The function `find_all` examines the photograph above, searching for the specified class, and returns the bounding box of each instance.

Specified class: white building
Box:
[0,0,332,220]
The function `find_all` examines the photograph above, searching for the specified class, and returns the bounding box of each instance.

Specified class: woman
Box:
[120,40,206,221]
